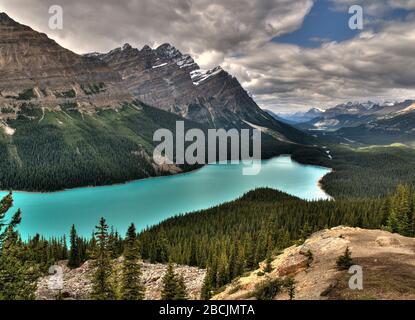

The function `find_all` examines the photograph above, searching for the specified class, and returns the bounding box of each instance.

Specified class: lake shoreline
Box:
[317,169,334,200]
[8,155,333,240]
[2,155,333,197]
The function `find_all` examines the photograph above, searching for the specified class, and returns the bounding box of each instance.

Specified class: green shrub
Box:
[263,255,274,273]
[304,249,314,267]
[228,284,242,295]
[254,278,285,300]
[16,88,35,100]
[336,247,353,270]
[55,89,76,98]
[285,277,296,300]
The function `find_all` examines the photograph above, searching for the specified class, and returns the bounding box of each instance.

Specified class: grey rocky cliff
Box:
[94,43,278,130]
[0,12,120,91]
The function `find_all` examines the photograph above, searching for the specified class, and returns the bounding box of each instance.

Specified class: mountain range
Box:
[0,12,311,191]
[274,108,326,124]
[335,100,415,145]
[271,100,415,145]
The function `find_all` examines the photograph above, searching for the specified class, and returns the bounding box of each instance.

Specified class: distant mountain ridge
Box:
[291,100,411,127]
[288,99,415,145]
[335,100,415,145]
[275,108,325,124]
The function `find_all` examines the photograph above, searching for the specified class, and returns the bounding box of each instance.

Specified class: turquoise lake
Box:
[1,155,331,239]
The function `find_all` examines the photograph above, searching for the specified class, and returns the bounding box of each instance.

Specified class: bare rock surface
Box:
[36,259,206,300]
[213,227,415,300]
[0,12,120,90]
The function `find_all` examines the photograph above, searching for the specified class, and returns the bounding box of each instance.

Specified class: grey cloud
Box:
[223,19,415,111]
[331,0,415,15]
[388,0,415,9]
[0,0,313,66]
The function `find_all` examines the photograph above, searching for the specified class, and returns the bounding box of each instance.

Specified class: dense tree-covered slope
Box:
[138,185,415,292]
[291,144,415,198]
[0,102,199,191]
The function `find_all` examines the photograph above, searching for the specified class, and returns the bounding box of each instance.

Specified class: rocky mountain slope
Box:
[213,227,415,300]
[0,12,316,191]
[0,12,121,94]
[36,259,206,300]
[93,43,291,132]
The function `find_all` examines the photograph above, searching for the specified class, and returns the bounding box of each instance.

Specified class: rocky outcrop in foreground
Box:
[36,259,206,300]
[36,227,415,300]
[213,227,415,300]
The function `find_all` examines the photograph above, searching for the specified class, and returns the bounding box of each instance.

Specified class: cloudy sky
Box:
[1,0,415,113]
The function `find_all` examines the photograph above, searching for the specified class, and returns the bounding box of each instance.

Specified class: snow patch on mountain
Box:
[313,119,340,129]
[152,62,168,69]
[176,54,197,69]
[190,67,223,86]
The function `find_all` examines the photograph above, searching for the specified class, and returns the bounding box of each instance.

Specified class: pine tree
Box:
[244,235,256,270]
[397,210,412,237]
[200,270,214,300]
[336,247,353,271]
[208,256,218,289]
[121,224,145,300]
[254,228,268,263]
[156,228,169,263]
[231,242,245,278]
[68,225,81,269]
[161,263,181,300]
[0,229,40,300]
[285,277,296,300]
[380,197,392,226]
[300,222,312,241]
[108,227,123,259]
[263,254,273,273]
[387,208,399,233]
[394,185,412,236]
[0,192,14,246]
[386,185,414,236]
[0,194,39,300]
[216,251,229,288]
[91,218,116,300]
[87,231,97,260]
[62,235,68,259]
[277,227,291,249]
[175,275,188,300]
